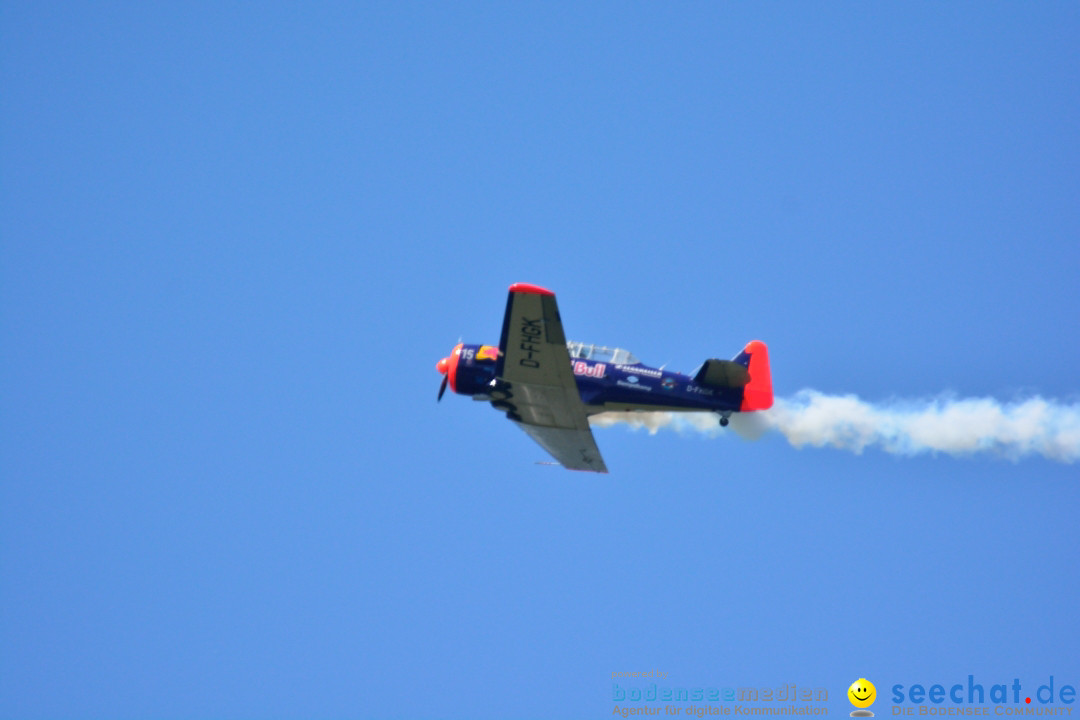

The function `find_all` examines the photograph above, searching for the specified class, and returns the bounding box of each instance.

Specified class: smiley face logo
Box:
[848,678,876,709]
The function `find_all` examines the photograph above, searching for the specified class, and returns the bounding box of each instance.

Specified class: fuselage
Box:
[444,342,744,415]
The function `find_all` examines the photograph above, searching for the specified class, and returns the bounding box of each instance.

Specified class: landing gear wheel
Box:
[719,417,729,427]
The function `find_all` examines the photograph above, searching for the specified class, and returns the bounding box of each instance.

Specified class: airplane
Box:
[435,283,773,473]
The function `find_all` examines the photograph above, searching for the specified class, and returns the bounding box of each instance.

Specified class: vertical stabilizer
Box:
[735,341,773,411]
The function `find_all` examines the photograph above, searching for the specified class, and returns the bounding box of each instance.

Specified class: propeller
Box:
[436,355,450,401]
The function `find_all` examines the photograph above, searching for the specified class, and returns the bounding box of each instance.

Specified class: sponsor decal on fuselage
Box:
[616,365,662,379]
[574,361,606,378]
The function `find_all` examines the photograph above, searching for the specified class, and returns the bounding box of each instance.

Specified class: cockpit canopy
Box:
[566,341,640,365]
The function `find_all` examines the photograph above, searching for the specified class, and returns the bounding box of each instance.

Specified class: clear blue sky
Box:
[2,3,1078,719]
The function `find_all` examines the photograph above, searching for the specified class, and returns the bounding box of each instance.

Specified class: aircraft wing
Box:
[494,283,608,473]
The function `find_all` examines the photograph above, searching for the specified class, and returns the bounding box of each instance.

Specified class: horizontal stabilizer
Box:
[693,359,750,389]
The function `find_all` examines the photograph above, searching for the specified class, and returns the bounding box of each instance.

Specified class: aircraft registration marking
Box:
[518,317,542,368]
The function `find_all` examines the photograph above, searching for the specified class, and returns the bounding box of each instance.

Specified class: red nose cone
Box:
[436,357,449,375]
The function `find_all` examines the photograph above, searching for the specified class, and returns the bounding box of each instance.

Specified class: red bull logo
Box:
[477,345,499,362]
[574,361,606,378]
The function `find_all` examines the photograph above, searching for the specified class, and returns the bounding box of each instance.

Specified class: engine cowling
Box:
[436,343,499,398]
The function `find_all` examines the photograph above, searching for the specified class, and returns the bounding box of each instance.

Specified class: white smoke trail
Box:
[589,390,1080,462]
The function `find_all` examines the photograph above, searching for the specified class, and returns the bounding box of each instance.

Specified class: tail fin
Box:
[734,340,773,411]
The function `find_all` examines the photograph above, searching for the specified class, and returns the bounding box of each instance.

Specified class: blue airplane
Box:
[436,283,773,472]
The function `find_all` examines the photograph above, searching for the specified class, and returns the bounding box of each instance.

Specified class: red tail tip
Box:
[740,340,773,412]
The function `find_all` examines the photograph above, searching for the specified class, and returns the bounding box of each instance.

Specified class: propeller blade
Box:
[438,374,448,402]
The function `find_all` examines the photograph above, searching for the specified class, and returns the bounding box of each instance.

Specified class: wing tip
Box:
[508,282,554,296]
